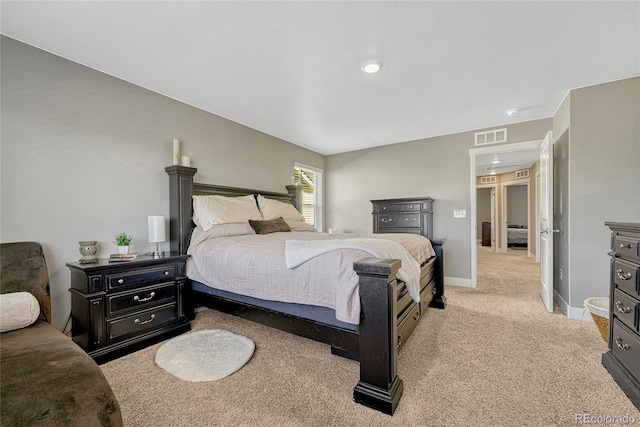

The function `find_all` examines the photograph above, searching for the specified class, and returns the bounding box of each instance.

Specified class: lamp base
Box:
[151,242,163,258]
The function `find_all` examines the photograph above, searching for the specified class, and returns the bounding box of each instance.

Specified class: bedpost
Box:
[165,165,197,255]
[429,239,446,309]
[286,184,303,212]
[353,258,403,415]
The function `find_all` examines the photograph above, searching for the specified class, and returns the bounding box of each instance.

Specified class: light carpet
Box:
[101,247,639,426]
[155,329,255,382]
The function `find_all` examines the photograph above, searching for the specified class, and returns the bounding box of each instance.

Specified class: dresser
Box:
[481,221,492,246]
[68,254,191,363]
[371,196,445,310]
[603,222,640,410]
[371,197,434,238]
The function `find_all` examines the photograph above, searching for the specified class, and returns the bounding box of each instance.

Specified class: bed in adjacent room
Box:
[507,225,528,247]
[165,165,446,415]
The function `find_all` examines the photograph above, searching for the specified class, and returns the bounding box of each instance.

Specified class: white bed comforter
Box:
[187,226,435,325]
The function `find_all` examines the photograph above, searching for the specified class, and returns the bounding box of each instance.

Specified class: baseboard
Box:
[554,290,569,312]
[445,276,473,288]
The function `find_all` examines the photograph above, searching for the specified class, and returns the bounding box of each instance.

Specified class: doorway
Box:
[469,140,542,288]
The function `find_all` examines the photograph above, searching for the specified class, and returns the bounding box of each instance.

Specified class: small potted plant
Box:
[114,232,132,254]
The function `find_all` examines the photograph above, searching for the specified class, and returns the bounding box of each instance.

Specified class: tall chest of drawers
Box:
[371,197,434,238]
[603,222,640,410]
[68,254,191,363]
[371,196,445,312]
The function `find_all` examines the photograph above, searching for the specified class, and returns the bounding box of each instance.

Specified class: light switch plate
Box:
[454,210,466,218]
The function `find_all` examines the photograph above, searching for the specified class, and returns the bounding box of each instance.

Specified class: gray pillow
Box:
[248,217,291,235]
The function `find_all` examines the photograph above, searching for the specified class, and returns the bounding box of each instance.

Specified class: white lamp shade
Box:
[148,216,166,243]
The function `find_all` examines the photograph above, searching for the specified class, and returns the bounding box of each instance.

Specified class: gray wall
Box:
[1,37,324,330]
[565,76,640,309]
[506,185,528,227]
[325,119,552,282]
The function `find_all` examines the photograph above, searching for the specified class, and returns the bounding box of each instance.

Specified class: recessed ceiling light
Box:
[506,108,520,116]
[361,60,382,73]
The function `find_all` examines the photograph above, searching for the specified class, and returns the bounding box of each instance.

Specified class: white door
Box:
[490,188,496,251]
[539,131,554,312]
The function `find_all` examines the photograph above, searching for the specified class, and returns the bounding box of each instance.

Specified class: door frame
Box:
[500,179,531,253]
[469,139,542,288]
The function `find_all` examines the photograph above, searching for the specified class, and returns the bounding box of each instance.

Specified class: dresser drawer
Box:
[107,282,176,316]
[377,213,421,230]
[613,288,639,332]
[107,264,176,290]
[107,304,177,340]
[612,319,640,375]
[378,203,422,212]
[614,259,640,298]
[614,235,640,259]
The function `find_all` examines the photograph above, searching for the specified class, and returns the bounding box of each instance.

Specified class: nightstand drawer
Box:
[107,265,176,290]
[614,259,640,298]
[107,282,176,316]
[613,288,638,331]
[377,213,421,229]
[614,235,640,259]
[107,304,177,340]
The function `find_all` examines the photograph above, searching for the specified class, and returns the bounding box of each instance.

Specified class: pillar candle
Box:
[173,139,181,165]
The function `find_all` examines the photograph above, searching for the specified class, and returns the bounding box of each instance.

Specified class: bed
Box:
[507,225,528,247]
[166,165,445,415]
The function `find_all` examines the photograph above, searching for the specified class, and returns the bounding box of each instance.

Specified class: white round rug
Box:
[155,329,255,382]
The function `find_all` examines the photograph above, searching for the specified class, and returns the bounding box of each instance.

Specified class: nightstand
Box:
[67,254,191,363]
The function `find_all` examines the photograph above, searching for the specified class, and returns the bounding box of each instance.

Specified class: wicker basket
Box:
[584,297,609,343]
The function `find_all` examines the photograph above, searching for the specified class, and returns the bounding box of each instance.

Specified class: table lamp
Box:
[148,216,166,258]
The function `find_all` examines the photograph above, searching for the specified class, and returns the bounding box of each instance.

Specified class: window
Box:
[294,163,324,231]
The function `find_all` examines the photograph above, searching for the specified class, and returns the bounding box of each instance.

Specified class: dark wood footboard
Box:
[353,258,404,415]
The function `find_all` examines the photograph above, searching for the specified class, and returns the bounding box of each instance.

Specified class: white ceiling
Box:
[1,1,638,156]
[475,149,539,177]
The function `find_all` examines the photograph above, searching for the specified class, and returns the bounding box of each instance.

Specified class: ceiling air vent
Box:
[515,169,530,179]
[474,128,507,146]
[480,176,497,184]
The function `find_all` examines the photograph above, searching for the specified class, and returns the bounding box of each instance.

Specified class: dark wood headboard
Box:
[166,165,302,255]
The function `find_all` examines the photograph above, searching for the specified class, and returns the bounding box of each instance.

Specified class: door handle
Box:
[541,228,560,234]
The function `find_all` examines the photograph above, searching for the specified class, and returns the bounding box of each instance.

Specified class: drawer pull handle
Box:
[118,279,124,284]
[134,292,156,303]
[616,269,632,280]
[619,243,633,250]
[134,314,156,325]
[413,312,420,321]
[616,301,632,314]
[381,218,393,223]
[164,271,170,276]
[614,336,630,351]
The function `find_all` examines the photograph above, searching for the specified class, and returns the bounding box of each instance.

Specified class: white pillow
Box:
[256,194,305,222]
[0,292,40,333]
[193,195,263,231]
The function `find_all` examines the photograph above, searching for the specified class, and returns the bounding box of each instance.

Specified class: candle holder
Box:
[78,241,99,264]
